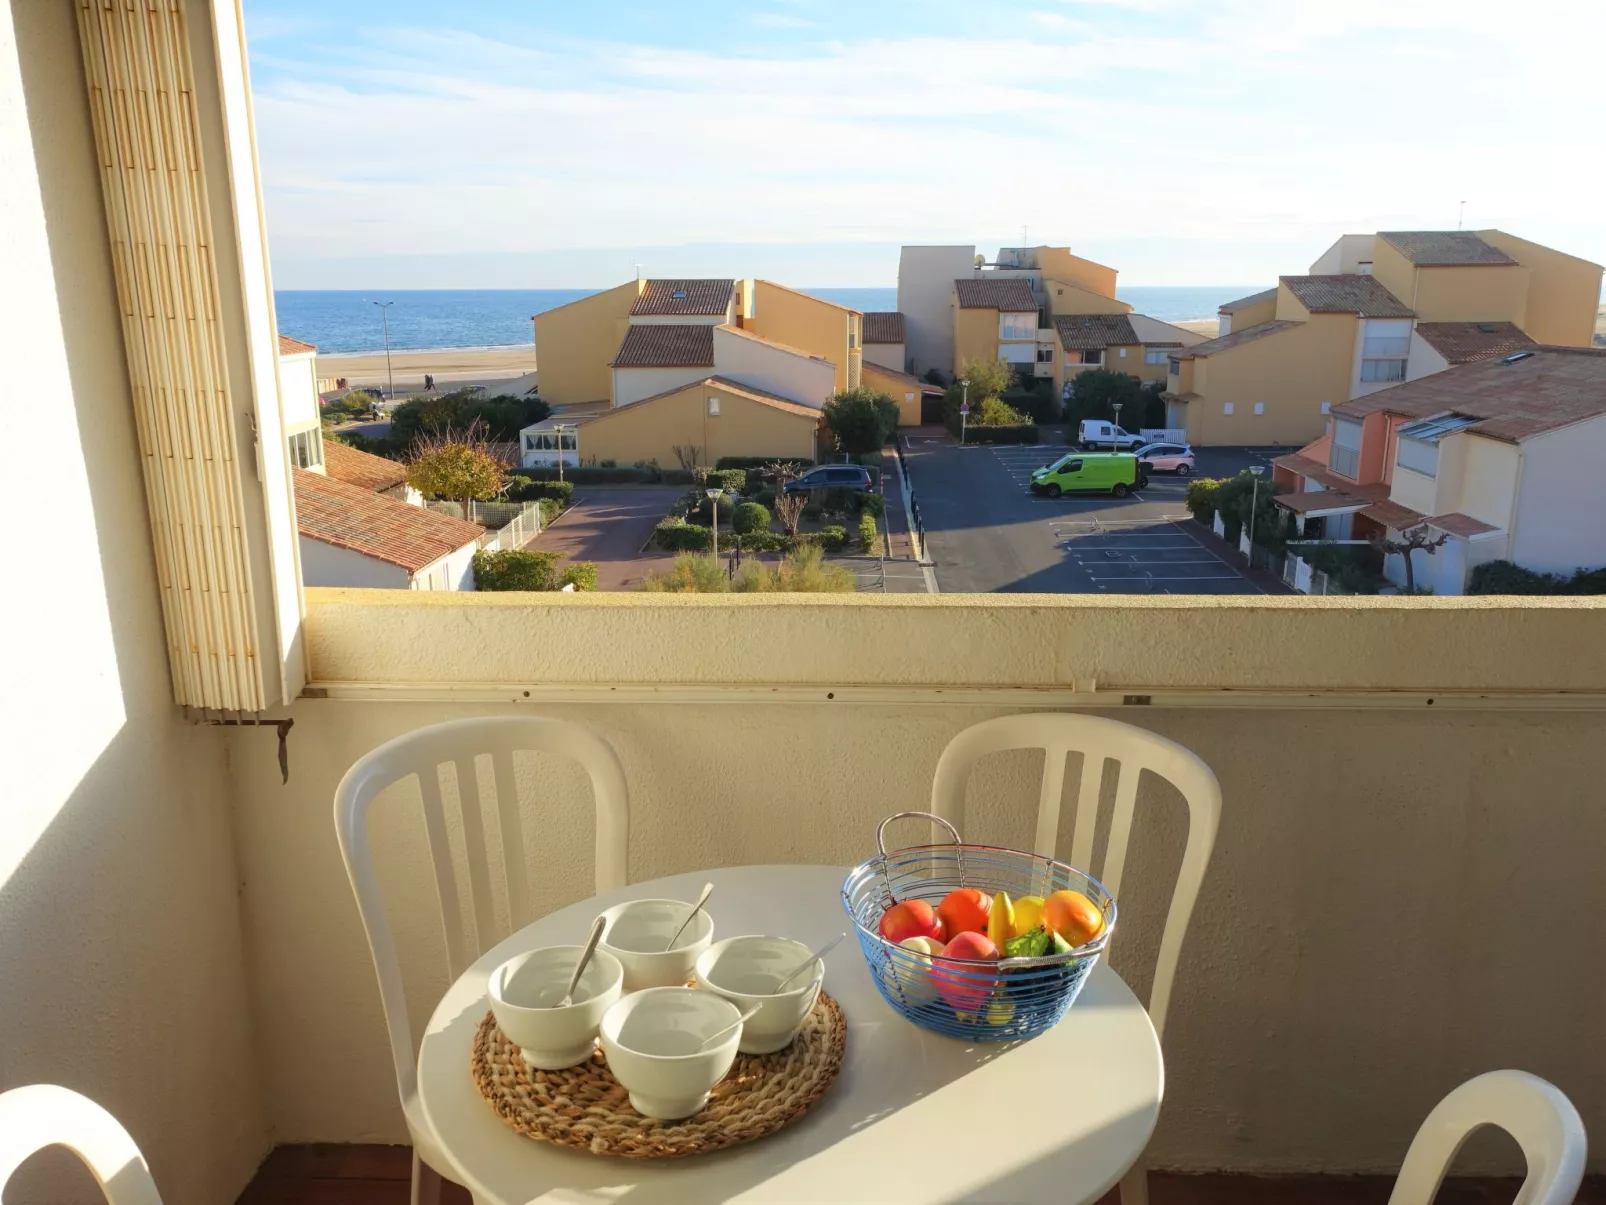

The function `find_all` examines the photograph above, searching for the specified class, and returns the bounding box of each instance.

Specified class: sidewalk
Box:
[878,449,917,561]
[1177,519,1297,594]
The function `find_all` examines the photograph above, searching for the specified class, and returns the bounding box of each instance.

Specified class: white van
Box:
[1077,419,1144,451]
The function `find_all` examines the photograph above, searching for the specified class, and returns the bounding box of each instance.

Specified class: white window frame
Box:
[708,396,721,416]
[1223,402,1234,416]
[999,312,1036,341]
[1145,349,1169,365]
[1253,402,1265,416]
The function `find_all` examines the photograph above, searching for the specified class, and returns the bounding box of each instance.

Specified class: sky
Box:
[245,0,1606,291]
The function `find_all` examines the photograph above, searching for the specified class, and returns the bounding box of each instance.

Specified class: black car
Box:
[783,465,876,495]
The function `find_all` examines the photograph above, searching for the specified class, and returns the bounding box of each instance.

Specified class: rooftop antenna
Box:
[634,262,643,281]
[1022,224,1029,245]
[1457,201,1466,230]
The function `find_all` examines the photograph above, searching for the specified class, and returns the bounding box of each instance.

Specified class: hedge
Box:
[506,476,574,506]
[515,466,698,486]
[958,424,1039,445]
[714,456,814,471]
[813,525,847,553]
[1184,477,1226,525]
[1467,560,1606,595]
[857,511,880,553]
[732,501,770,535]
[705,468,747,494]
[559,562,599,591]
[537,497,562,527]
[473,549,562,591]
[653,519,714,551]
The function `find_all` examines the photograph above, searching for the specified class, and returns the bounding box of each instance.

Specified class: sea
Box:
[275,286,1255,356]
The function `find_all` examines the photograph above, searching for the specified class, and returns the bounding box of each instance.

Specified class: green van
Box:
[1029,452,1147,498]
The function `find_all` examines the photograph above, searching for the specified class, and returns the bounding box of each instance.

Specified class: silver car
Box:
[1135,443,1196,476]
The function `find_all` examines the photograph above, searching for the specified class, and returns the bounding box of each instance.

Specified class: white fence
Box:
[1140,428,1187,444]
[425,499,545,552]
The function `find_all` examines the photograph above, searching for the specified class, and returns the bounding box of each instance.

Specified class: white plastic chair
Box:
[1389,1070,1586,1205]
[930,713,1220,1205]
[334,716,630,1204]
[0,1085,162,1205]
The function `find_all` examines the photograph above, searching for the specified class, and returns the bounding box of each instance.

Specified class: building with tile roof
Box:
[861,311,907,375]
[1050,312,1205,393]
[610,323,716,370]
[953,278,1040,312]
[1272,348,1606,594]
[1408,322,1536,377]
[322,440,414,499]
[293,467,484,590]
[277,331,324,471]
[628,279,736,319]
[745,280,862,393]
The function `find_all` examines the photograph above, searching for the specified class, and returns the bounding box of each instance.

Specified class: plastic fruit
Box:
[1012,895,1046,934]
[880,899,943,944]
[987,891,1015,949]
[1003,926,1051,960]
[936,887,992,938]
[899,935,946,956]
[1043,890,1104,947]
[931,931,1000,1011]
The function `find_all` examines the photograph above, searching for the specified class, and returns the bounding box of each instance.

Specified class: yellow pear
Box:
[987,891,1015,949]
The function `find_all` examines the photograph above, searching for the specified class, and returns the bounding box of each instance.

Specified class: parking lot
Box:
[903,437,1285,594]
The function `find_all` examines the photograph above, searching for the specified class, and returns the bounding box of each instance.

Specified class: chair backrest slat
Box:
[931,713,1220,1043]
[452,757,499,954]
[334,717,631,1142]
[416,765,470,982]
[491,750,531,931]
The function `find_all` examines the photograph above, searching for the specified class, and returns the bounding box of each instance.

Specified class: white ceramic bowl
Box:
[600,987,743,1119]
[695,936,824,1054]
[487,946,624,1070]
[598,899,714,991]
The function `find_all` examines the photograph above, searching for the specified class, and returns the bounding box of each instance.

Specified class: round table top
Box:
[419,865,1162,1204]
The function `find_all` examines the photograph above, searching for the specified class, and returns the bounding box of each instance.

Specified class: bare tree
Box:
[773,491,807,537]
[1372,524,1449,593]
[671,444,706,478]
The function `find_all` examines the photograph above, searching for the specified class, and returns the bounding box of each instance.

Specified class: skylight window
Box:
[1397,413,1478,442]
[672,290,686,300]
[1503,351,1534,364]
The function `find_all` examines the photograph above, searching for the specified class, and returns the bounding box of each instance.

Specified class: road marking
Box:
[1087,573,1245,582]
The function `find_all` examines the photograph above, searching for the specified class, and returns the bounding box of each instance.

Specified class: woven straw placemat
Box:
[470,990,846,1159]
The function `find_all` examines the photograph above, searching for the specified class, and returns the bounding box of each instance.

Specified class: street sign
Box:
[959,402,970,415]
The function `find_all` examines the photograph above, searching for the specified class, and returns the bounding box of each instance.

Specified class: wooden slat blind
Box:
[76,0,265,711]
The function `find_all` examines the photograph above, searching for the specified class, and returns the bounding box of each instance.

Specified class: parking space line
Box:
[1087,573,1245,582]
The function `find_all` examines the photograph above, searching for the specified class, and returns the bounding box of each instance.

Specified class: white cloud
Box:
[250,2,1606,285]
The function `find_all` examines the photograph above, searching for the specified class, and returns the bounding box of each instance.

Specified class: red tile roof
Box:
[1361,499,1429,530]
[1174,319,1301,359]
[1429,512,1500,538]
[323,441,409,492]
[1378,231,1517,267]
[1281,275,1414,318]
[1053,314,1138,350]
[1412,322,1535,365]
[862,312,906,344]
[1272,453,1391,500]
[293,468,483,573]
[954,278,1040,312]
[278,334,317,355]
[1333,347,1606,443]
[611,323,716,368]
[629,279,734,317]
[1218,288,1276,313]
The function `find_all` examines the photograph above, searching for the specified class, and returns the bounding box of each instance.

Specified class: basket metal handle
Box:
[876,810,961,857]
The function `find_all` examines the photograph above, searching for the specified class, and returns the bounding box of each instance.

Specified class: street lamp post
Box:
[1247,465,1267,555]
[1111,402,1123,452]
[371,300,395,400]
[960,380,969,444]
[553,424,574,484]
[706,487,723,561]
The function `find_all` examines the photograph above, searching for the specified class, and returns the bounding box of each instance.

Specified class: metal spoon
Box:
[773,933,845,994]
[663,882,714,952]
[696,1003,762,1052]
[550,916,606,1009]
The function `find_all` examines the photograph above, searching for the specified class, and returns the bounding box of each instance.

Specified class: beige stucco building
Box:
[861,311,906,373]
[1167,230,1603,446]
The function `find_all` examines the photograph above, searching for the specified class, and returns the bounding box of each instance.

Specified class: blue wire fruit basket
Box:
[842,811,1117,1041]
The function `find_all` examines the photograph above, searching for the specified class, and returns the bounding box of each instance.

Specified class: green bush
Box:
[823,387,900,453]
[519,466,653,484]
[857,510,880,553]
[735,530,798,553]
[732,545,855,593]
[1467,560,1606,595]
[732,501,770,535]
[640,554,729,593]
[1064,368,1143,430]
[507,476,575,506]
[653,519,714,551]
[559,562,599,591]
[1185,477,1226,525]
[960,425,1039,445]
[389,390,550,445]
[473,549,561,591]
[537,498,562,527]
[705,468,747,494]
[810,525,848,553]
[751,487,777,509]
[1003,386,1063,425]
[857,491,886,517]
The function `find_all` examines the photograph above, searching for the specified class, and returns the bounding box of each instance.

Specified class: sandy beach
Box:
[318,345,537,394]
[1176,318,1220,338]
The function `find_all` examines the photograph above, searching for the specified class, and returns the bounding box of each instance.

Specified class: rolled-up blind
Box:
[76,0,302,712]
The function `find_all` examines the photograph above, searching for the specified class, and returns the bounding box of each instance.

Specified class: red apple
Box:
[931,931,1000,1011]
[879,899,943,944]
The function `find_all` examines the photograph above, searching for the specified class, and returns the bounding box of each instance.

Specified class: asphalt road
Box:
[525,487,682,591]
[902,438,1287,594]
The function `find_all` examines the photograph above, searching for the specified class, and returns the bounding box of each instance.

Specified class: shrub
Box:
[857,510,880,553]
[389,389,549,445]
[922,367,948,387]
[652,519,714,552]
[1185,477,1226,525]
[472,549,561,591]
[506,476,575,506]
[732,501,770,535]
[705,468,747,494]
[960,424,1039,445]
[810,525,848,553]
[537,497,562,527]
[735,530,797,553]
[640,554,729,593]
[751,487,777,509]
[733,545,855,593]
[1004,385,1062,425]
[559,562,599,591]
[823,387,900,453]
[1064,368,1143,430]
[857,491,886,517]
[1467,560,1606,595]
[598,459,617,468]
[518,466,653,485]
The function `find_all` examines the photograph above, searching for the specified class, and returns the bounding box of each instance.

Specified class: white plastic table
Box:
[419,865,1162,1204]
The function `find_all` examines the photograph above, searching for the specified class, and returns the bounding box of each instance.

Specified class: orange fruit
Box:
[1042,890,1104,947]
[936,887,992,938]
